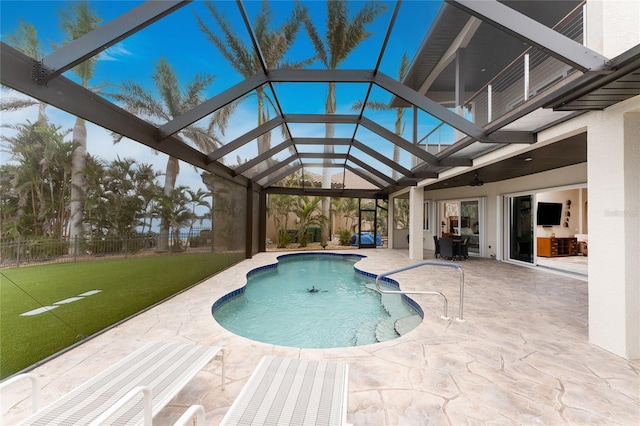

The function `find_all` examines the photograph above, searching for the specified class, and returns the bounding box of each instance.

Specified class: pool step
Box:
[375,317,399,342]
[395,315,422,335]
[354,321,378,346]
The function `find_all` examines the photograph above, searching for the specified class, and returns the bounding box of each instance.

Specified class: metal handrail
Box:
[375,261,465,322]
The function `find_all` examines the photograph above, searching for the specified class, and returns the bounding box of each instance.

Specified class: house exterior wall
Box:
[420,163,587,256]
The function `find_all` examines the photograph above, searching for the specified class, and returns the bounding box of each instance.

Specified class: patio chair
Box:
[4,342,225,425]
[439,237,455,260]
[459,238,470,260]
[221,356,350,426]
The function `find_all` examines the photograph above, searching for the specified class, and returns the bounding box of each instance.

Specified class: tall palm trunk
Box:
[321,82,337,246]
[256,88,269,172]
[69,117,86,253]
[158,156,179,251]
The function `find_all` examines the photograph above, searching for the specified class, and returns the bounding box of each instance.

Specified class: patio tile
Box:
[2,249,638,425]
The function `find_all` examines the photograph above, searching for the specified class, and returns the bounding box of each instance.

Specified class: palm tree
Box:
[0,21,48,124]
[303,0,387,246]
[109,57,219,251]
[58,1,102,254]
[185,188,212,247]
[332,197,359,233]
[0,121,74,238]
[195,0,312,171]
[291,196,327,248]
[131,164,163,235]
[352,53,409,180]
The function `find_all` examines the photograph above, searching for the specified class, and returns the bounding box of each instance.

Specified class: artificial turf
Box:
[0,251,244,379]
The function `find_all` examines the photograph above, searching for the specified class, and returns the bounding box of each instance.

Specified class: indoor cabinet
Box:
[537,237,577,257]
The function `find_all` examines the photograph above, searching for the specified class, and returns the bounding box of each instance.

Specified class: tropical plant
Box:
[291,196,326,247]
[185,188,212,246]
[83,157,150,240]
[57,1,102,255]
[303,0,387,246]
[0,121,74,239]
[109,57,220,251]
[0,21,48,123]
[337,228,352,246]
[331,197,359,233]
[131,164,163,235]
[156,186,192,251]
[394,198,410,230]
[195,0,312,172]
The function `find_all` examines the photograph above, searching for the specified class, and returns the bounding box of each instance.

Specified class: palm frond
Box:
[0,98,40,112]
[110,80,168,121]
[5,21,43,59]
[342,2,387,65]
[198,1,255,77]
[351,100,388,112]
[302,17,328,67]
[327,0,350,68]
[183,72,216,110]
[208,95,247,135]
[153,57,182,118]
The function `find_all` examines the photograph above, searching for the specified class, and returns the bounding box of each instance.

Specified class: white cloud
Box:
[97,43,132,62]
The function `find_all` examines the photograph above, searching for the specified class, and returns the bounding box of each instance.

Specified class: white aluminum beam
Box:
[160,73,267,140]
[233,140,294,175]
[348,157,396,185]
[269,68,375,83]
[1,42,242,185]
[446,0,609,73]
[359,117,440,164]
[371,73,491,142]
[285,114,359,124]
[259,164,303,188]
[207,117,284,161]
[293,138,352,145]
[36,1,190,84]
[251,155,298,183]
[344,165,385,189]
[264,186,383,199]
[351,140,413,176]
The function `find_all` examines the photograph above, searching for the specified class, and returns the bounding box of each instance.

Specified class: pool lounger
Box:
[221,356,350,426]
[5,341,225,425]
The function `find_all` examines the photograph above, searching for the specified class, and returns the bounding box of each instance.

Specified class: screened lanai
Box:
[4,0,638,259]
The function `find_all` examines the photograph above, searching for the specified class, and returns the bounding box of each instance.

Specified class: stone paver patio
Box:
[2,249,638,425]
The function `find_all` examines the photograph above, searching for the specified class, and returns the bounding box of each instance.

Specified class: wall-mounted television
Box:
[536,202,563,226]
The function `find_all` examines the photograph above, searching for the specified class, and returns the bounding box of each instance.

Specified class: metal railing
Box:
[375,261,465,322]
[0,228,213,268]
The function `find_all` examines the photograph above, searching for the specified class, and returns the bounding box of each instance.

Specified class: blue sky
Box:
[1,0,443,191]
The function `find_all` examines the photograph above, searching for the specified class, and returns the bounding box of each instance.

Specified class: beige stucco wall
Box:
[417,163,587,257]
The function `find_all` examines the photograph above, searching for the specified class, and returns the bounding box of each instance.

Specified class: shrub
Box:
[337,229,352,246]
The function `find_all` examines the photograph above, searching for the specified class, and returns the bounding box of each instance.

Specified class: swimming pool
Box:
[212,253,423,348]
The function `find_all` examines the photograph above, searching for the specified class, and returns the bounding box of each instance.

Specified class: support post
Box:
[409,187,424,260]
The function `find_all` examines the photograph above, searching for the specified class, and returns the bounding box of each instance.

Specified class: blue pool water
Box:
[212,253,422,348]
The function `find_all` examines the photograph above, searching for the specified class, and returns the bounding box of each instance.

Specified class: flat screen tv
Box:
[536,202,562,226]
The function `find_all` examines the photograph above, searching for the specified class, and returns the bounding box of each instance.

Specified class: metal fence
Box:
[1,228,213,268]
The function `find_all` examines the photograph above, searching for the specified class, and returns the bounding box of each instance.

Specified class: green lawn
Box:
[0,252,244,379]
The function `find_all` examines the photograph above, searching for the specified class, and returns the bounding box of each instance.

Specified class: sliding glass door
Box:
[439,198,483,256]
[508,195,534,263]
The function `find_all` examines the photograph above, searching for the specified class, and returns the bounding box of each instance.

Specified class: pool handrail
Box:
[375,261,465,322]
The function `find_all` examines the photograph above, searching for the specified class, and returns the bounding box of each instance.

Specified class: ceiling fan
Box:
[469,172,484,187]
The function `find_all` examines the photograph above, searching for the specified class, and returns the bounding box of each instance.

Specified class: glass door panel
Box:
[460,200,480,255]
[509,195,534,263]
